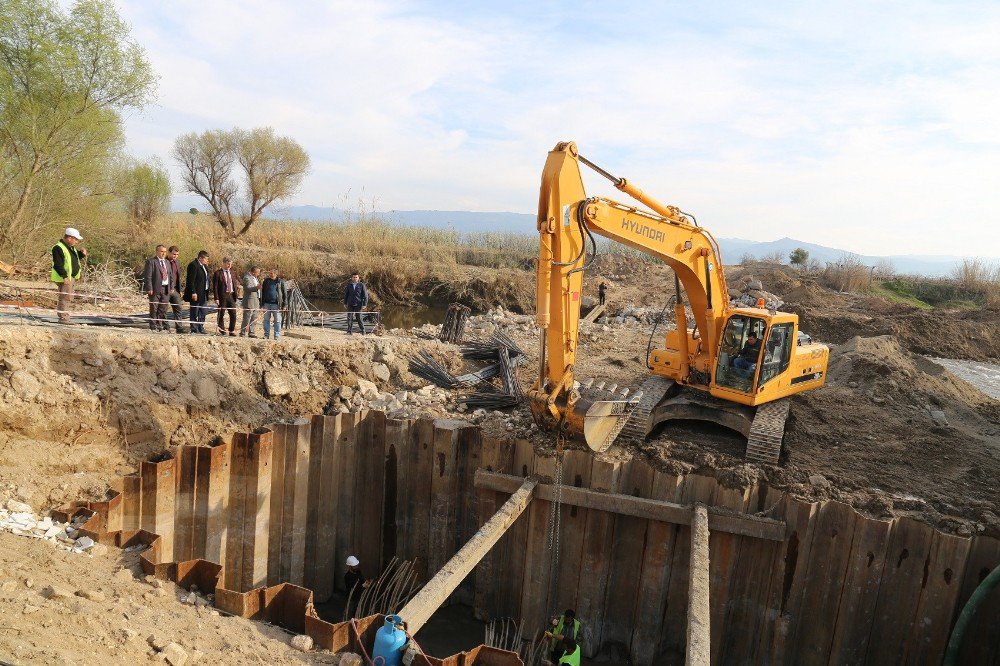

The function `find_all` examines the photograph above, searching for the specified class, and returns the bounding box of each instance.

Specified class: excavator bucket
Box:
[566,382,644,454]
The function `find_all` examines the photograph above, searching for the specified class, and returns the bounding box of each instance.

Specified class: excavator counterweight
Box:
[528,141,829,463]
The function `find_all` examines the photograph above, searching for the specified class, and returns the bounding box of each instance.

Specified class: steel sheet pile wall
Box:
[55,412,999,665]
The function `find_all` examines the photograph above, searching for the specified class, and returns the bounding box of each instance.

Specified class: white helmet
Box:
[346,555,360,567]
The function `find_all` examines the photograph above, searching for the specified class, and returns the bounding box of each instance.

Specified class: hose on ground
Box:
[943,563,1000,665]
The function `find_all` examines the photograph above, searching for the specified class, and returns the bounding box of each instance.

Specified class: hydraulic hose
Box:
[943,563,1000,665]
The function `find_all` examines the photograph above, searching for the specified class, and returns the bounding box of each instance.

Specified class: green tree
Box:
[116,157,170,229]
[789,247,809,267]
[173,127,310,237]
[0,0,156,263]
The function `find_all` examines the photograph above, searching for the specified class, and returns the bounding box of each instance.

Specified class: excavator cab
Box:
[714,314,768,393]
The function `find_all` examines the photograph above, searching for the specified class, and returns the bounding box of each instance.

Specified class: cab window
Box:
[715,315,767,392]
[759,323,793,386]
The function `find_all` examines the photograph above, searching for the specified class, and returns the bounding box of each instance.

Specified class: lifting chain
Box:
[545,431,566,619]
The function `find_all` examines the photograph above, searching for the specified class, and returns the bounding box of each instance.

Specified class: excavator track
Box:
[744,398,791,464]
[616,376,677,448]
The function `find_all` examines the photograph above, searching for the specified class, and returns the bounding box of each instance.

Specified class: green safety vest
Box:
[558,646,581,666]
[51,241,82,282]
[551,617,581,650]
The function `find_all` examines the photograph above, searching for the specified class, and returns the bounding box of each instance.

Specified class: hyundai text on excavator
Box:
[527,141,829,463]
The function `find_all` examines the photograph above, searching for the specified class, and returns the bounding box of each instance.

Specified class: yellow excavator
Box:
[527,141,829,463]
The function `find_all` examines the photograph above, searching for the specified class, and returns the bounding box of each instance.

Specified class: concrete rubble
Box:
[1,497,106,555]
[728,274,784,310]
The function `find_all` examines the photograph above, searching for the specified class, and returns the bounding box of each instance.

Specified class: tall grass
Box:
[822,253,872,292]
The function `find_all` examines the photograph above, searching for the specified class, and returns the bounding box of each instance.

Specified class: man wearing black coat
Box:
[343,272,368,335]
[143,244,174,331]
[184,250,211,334]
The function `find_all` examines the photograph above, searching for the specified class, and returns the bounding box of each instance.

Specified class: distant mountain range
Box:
[251,205,991,276]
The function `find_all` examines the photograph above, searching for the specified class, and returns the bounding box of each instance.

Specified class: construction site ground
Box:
[0,258,997,662]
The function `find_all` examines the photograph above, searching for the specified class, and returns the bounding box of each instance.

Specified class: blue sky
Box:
[117,0,1000,256]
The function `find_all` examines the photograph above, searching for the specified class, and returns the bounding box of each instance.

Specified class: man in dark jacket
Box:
[51,227,87,323]
[260,268,285,341]
[212,257,238,336]
[343,272,368,335]
[166,246,187,333]
[184,250,211,334]
[143,245,174,332]
[733,332,762,378]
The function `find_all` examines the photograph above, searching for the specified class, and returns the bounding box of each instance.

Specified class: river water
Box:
[307,298,450,330]
[932,357,1000,400]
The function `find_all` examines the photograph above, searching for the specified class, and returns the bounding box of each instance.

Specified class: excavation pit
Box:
[54,411,1000,665]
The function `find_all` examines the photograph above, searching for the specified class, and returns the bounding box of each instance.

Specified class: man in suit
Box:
[143,245,173,331]
[239,265,262,337]
[343,272,368,335]
[184,250,211,334]
[213,257,238,336]
[166,246,187,333]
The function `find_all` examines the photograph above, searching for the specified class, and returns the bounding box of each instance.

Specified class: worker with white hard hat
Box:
[344,555,371,618]
[51,226,87,323]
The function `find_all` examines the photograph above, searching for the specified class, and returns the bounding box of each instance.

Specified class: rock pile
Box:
[728,274,784,310]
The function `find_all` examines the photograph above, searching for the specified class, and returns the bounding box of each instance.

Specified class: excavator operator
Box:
[733,333,762,378]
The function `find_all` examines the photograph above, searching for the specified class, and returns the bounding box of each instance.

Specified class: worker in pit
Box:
[545,609,582,663]
[344,555,371,617]
[733,332,763,378]
[598,281,607,305]
[557,637,581,666]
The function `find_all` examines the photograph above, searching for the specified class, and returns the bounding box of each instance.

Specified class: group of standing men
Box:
[143,245,286,340]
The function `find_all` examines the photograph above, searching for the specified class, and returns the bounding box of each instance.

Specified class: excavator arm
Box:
[529,141,731,441]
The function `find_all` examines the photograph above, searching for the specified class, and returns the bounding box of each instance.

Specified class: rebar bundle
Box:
[485,618,548,666]
[409,351,472,389]
[343,557,423,622]
[439,303,471,344]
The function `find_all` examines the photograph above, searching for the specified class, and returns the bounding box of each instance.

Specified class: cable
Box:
[646,294,676,370]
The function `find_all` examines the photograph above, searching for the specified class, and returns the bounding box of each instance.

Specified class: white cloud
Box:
[117,0,1000,256]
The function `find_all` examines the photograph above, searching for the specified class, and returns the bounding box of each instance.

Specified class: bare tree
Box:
[172,127,309,237]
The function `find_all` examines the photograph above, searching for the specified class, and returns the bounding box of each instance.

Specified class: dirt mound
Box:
[783,282,848,309]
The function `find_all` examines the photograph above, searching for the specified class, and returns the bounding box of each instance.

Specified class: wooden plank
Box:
[334,412,359,590]
[686,503,711,666]
[304,415,326,591]
[382,418,408,568]
[706,483,750,661]
[224,433,250,590]
[267,424,288,585]
[140,457,177,563]
[473,435,502,619]
[826,513,892,666]
[744,486,791,664]
[407,418,434,582]
[954,536,1000,666]
[474,472,786,540]
[400,479,537,634]
[173,446,198,563]
[360,411,386,572]
[428,420,461,579]
[240,430,273,591]
[519,454,556,634]
[552,450,593,616]
[630,471,681,665]
[490,438,531,620]
[908,529,972,663]
[122,474,141,532]
[867,516,936,665]
[792,500,859,665]
[196,442,230,565]
[574,457,620,658]
[313,415,342,602]
[453,424,482,606]
[287,419,312,586]
[600,459,655,653]
[768,493,820,664]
